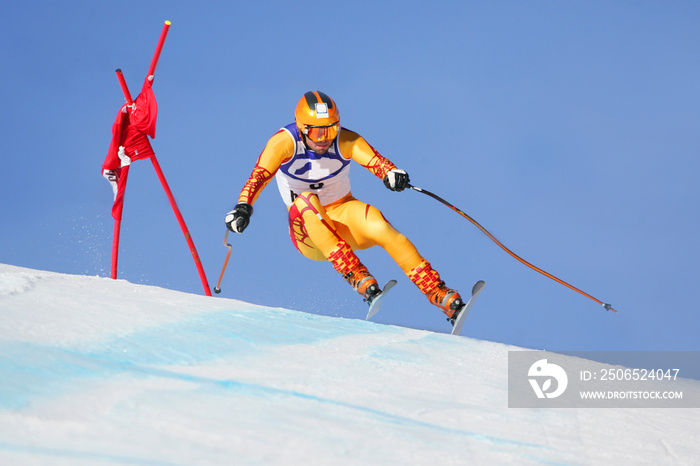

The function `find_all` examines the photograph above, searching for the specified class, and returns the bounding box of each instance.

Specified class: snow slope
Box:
[0,263,698,465]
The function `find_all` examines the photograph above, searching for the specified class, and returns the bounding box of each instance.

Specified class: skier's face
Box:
[305,137,332,154]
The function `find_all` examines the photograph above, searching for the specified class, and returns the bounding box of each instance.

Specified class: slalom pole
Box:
[213,230,233,294]
[147,21,171,78]
[111,23,211,296]
[110,69,134,280]
[115,69,134,105]
[142,20,212,296]
[111,218,121,279]
[408,184,616,312]
[150,155,212,296]
[109,167,130,279]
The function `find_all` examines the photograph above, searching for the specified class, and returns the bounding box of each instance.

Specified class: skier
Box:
[225,91,466,323]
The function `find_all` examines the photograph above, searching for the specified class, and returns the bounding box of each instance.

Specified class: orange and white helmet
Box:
[295,91,340,142]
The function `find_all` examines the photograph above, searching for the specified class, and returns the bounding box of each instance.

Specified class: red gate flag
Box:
[102,77,158,220]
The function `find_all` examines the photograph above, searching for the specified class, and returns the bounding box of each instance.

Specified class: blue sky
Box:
[2,1,698,352]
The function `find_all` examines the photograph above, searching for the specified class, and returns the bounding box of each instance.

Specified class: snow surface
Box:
[1,263,698,465]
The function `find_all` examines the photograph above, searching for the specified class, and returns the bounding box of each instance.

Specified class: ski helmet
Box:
[295,91,340,142]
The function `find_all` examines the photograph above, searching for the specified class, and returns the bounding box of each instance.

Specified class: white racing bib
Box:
[275,124,351,207]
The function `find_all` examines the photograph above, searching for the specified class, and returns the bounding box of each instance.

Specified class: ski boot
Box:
[425,281,465,325]
[344,263,381,304]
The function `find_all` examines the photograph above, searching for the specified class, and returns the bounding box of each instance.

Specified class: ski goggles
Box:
[302,122,340,142]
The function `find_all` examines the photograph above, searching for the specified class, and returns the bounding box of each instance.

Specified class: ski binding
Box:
[365,280,398,320]
[450,280,486,336]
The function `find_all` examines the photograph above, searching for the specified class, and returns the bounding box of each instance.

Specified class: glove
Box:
[225,203,253,233]
[383,168,410,192]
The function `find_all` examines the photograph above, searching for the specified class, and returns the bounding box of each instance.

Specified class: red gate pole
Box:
[111,218,121,279]
[148,21,171,78]
[110,69,134,279]
[109,22,211,295]
[146,21,211,295]
[150,155,212,296]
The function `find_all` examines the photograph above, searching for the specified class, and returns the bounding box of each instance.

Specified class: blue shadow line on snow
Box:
[0,309,393,410]
[1,308,555,461]
[110,360,551,454]
[0,342,556,462]
[82,307,394,366]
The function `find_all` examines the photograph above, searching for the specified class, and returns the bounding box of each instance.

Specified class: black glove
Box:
[383,168,410,192]
[225,203,253,233]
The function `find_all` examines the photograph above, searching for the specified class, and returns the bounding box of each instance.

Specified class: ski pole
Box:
[407,184,616,313]
[213,230,232,294]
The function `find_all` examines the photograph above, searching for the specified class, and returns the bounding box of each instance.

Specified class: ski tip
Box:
[472,280,486,294]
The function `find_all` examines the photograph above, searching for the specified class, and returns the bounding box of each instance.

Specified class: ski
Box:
[365,280,398,321]
[450,280,486,336]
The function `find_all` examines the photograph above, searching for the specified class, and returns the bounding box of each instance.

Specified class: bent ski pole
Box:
[407,184,616,313]
[214,230,233,294]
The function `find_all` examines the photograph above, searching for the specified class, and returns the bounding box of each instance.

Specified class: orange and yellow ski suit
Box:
[237,123,444,301]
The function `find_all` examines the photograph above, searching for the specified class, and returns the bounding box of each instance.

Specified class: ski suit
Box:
[237,123,443,296]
